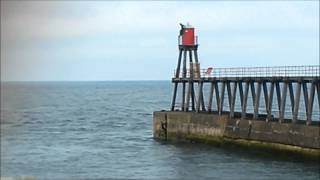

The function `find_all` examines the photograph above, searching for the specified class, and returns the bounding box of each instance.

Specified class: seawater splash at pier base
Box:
[153,111,320,159]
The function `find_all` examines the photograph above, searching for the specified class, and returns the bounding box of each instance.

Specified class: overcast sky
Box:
[1,1,319,81]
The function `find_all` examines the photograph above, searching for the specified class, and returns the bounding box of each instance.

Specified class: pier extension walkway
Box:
[154,65,320,159]
[171,65,320,125]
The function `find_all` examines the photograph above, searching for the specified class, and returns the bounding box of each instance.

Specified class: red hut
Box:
[179,23,197,46]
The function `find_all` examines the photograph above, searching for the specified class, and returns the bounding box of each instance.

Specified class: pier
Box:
[153,24,320,159]
[171,65,320,124]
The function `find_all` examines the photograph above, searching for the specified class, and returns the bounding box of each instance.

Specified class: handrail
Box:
[174,65,320,78]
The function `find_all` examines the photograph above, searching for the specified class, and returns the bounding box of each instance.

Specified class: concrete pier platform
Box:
[153,111,320,160]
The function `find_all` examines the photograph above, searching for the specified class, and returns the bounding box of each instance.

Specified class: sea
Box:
[1,81,319,179]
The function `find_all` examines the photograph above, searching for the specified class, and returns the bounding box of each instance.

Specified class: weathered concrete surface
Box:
[153,111,320,159]
[153,111,227,141]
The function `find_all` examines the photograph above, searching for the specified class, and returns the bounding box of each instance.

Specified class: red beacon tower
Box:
[171,23,204,112]
[180,24,196,45]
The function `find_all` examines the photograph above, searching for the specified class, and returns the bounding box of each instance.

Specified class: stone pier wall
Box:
[153,111,320,158]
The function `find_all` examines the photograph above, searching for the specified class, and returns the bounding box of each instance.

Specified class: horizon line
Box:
[0,80,171,83]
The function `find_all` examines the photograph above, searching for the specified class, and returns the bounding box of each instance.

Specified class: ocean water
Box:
[1,81,319,179]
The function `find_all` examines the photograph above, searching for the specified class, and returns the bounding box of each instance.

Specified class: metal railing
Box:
[175,65,320,78]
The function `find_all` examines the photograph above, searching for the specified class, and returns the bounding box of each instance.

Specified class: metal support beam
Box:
[241,82,249,119]
[307,82,315,124]
[175,49,183,78]
[293,82,301,123]
[239,81,244,107]
[171,83,178,111]
[288,82,295,114]
[219,81,226,115]
[317,82,320,110]
[201,87,206,111]
[208,82,214,112]
[194,49,199,64]
[182,84,186,111]
[185,50,193,112]
[182,50,187,78]
[253,82,262,119]
[188,50,194,78]
[262,81,269,113]
[250,82,256,107]
[302,82,309,123]
[191,83,195,111]
[267,82,275,121]
[215,83,220,112]
[194,49,205,111]
[275,82,281,112]
[186,81,191,112]
[196,81,204,112]
[230,82,237,118]
[188,50,195,111]
[181,50,187,111]
[227,81,232,111]
[171,48,183,111]
[279,82,288,123]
